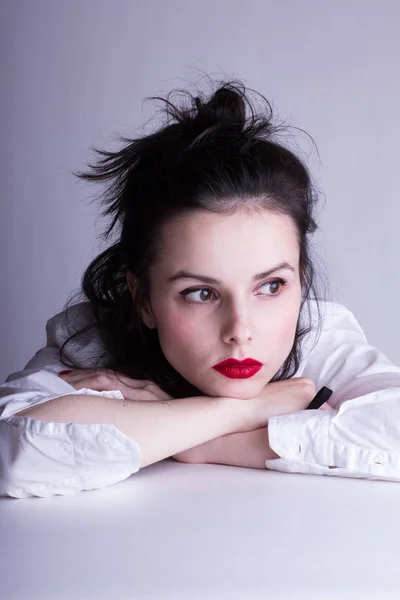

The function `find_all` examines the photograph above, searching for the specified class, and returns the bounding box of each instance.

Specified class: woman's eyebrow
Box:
[167,261,296,284]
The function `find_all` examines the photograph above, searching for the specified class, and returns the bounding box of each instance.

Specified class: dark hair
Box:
[59,77,330,399]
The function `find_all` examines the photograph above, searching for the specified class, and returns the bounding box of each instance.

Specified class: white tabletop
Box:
[1,459,400,600]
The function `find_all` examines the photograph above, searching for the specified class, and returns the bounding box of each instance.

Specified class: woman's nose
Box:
[221,307,253,344]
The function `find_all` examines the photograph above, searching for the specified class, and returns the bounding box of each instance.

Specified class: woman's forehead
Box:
[152,209,299,278]
[160,209,298,251]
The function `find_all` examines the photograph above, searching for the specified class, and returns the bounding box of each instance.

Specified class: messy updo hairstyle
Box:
[59,77,329,399]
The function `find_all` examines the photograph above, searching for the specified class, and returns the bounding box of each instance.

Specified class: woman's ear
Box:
[126,271,137,299]
[126,271,157,329]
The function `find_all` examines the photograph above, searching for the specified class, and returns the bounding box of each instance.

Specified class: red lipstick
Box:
[212,358,263,379]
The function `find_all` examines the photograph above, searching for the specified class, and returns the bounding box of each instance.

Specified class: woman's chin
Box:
[204,377,266,400]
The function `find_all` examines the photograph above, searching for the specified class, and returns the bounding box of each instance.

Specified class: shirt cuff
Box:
[265,409,400,482]
[3,411,141,498]
[267,409,333,465]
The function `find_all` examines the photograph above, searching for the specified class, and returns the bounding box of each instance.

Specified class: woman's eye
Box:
[180,279,286,304]
[180,288,216,303]
[259,279,286,296]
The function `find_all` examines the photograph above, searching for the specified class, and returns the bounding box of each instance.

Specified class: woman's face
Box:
[128,208,302,399]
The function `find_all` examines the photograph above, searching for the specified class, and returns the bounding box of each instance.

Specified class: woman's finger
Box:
[319,402,334,411]
[58,369,103,390]
[58,368,173,401]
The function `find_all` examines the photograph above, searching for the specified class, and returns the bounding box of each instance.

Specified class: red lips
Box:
[213,358,262,368]
[212,358,263,380]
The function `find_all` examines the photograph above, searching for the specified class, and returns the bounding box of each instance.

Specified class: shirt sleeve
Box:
[0,309,141,499]
[265,302,400,482]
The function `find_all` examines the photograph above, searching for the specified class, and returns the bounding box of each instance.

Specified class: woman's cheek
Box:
[158,310,200,354]
[268,303,299,353]
[282,310,299,340]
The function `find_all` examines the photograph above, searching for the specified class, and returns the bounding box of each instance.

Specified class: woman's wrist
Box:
[211,426,279,468]
[172,396,278,466]
[224,395,268,434]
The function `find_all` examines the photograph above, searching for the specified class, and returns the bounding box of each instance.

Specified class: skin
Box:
[127,207,303,402]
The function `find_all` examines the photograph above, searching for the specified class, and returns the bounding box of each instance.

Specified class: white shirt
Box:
[1,299,400,498]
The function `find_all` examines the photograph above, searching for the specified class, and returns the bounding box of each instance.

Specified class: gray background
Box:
[1,0,399,383]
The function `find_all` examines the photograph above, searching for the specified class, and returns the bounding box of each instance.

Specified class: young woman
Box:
[1,79,400,499]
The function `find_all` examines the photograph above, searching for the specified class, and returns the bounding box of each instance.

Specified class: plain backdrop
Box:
[1,0,400,383]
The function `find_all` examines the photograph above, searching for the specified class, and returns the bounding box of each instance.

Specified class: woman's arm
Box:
[173,403,332,468]
[1,381,255,498]
[15,393,250,469]
[174,426,280,468]
[1,369,316,498]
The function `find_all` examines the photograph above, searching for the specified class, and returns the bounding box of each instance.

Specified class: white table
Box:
[1,459,400,599]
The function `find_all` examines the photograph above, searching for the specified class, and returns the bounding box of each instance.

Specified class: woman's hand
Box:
[244,376,330,431]
[58,369,173,401]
